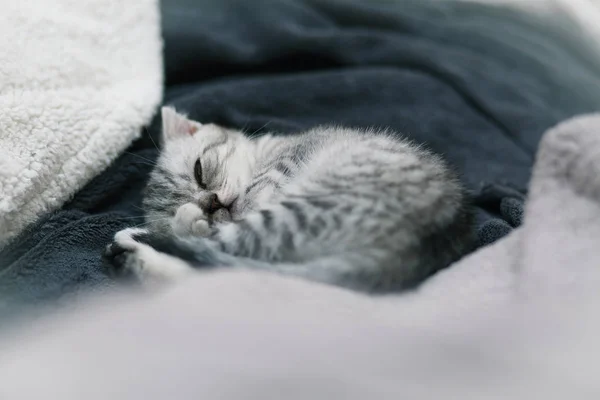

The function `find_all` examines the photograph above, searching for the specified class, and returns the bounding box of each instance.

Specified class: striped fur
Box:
[108,107,474,292]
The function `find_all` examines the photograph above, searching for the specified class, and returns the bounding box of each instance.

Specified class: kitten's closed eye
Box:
[194,159,206,189]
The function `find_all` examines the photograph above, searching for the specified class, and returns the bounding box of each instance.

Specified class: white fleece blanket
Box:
[0,0,162,245]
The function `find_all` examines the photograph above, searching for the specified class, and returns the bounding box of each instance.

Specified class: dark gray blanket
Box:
[1,0,597,314]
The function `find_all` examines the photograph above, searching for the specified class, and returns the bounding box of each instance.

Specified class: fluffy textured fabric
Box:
[2,1,600,396]
[2,114,600,398]
[0,0,163,245]
[2,0,600,314]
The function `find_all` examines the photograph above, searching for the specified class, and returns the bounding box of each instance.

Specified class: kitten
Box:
[103,107,473,292]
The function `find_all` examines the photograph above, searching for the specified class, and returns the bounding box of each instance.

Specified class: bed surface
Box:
[2,0,600,315]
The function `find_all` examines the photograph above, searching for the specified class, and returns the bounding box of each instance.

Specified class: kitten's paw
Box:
[172,203,211,237]
[192,219,211,236]
[102,228,149,280]
[103,228,192,283]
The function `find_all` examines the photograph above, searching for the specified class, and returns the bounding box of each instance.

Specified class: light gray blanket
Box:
[1,113,599,398]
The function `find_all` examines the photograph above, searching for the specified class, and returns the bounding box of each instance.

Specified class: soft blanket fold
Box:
[2,112,600,398]
[0,0,163,245]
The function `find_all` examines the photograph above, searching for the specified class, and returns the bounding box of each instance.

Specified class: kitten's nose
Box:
[206,193,223,214]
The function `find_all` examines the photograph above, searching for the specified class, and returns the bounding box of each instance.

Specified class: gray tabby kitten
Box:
[103,107,473,292]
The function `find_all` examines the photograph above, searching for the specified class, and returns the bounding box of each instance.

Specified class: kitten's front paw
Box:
[172,203,211,237]
[103,228,150,280]
[103,228,191,283]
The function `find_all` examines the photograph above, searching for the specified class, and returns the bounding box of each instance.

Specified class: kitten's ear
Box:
[161,106,202,140]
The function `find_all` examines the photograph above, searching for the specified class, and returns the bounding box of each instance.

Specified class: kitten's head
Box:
[142,107,255,233]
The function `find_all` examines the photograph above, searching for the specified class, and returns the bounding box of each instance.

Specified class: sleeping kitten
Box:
[103,107,473,292]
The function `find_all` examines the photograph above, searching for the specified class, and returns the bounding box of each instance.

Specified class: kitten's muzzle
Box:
[208,194,233,223]
[206,193,224,214]
[198,193,235,223]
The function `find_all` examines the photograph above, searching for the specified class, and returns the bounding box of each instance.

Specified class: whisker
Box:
[125,152,158,165]
[250,120,272,136]
[131,161,158,168]
[240,118,250,135]
[130,221,152,228]
[143,126,161,152]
